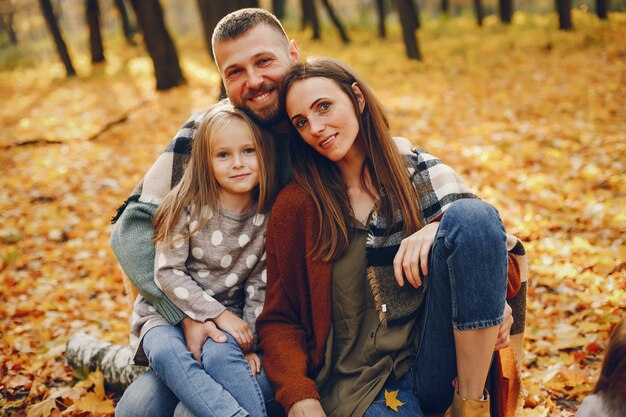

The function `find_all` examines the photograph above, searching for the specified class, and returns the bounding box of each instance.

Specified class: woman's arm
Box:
[257,188,322,414]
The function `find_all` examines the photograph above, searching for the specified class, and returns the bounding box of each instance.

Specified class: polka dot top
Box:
[129,204,267,365]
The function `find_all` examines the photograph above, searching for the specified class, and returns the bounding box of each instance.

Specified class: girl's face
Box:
[210,119,260,202]
[286,77,364,162]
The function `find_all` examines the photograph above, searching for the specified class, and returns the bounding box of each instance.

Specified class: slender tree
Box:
[408,0,420,30]
[130,0,184,90]
[319,0,349,44]
[114,0,137,45]
[474,0,484,26]
[596,0,608,19]
[394,0,421,60]
[499,0,513,24]
[273,0,286,19]
[556,0,573,30]
[39,0,76,77]
[0,0,18,45]
[441,0,449,15]
[301,0,320,40]
[375,0,386,38]
[86,0,105,63]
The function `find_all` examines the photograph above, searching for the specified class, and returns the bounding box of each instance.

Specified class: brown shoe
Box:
[443,380,490,417]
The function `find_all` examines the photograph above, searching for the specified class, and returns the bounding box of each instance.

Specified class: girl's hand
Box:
[181,316,227,363]
[393,222,439,288]
[213,310,254,352]
[244,352,261,376]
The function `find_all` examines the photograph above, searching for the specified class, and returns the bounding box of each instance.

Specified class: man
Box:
[112,8,515,417]
[113,9,298,417]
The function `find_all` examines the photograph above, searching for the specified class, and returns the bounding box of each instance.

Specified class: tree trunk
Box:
[196,0,215,57]
[596,0,608,20]
[114,0,137,45]
[375,0,386,38]
[394,0,421,60]
[499,0,513,24]
[408,0,420,30]
[556,0,573,30]
[130,0,185,90]
[319,0,349,44]
[441,0,449,15]
[86,0,105,63]
[272,0,286,19]
[474,0,484,26]
[66,333,145,393]
[196,2,244,60]
[301,0,320,40]
[39,0,76,77]
[0,1,18,45]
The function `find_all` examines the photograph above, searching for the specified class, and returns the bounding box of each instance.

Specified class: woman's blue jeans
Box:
[364,199,508,417]
[115,325,279,417]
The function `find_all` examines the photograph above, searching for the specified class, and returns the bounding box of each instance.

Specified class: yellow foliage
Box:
[385,389,406,412]
[0,11,624,417]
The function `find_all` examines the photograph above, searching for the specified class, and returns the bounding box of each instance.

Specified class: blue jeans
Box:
[116,325,279,417]
[363,199,508,417]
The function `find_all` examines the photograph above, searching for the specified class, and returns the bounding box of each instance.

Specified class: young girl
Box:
[576,316,626,417]
[127,100,276,417]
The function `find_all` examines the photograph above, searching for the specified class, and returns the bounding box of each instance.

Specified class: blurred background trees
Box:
[0,0,622,89]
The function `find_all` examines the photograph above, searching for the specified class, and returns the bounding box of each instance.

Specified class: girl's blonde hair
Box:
[153,100,276,245]
[279,57,423,261]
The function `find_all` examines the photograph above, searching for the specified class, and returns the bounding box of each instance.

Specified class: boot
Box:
[443,379,490,417]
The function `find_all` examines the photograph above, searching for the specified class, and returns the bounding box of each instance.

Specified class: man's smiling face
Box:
[215,24,299,127]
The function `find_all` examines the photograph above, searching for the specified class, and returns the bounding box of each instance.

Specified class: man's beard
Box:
[239,83,284,128]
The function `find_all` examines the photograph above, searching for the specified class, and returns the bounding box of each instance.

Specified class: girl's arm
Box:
[242,249,267,342]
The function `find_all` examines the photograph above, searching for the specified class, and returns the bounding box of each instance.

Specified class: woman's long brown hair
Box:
[153,100,276,246]
[279,57,423,261]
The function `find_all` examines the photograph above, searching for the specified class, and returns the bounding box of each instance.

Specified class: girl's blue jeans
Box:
[364,199,509,417]
[116,325,276,417]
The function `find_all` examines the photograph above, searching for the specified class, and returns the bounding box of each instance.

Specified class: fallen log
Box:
[65,333,146,393]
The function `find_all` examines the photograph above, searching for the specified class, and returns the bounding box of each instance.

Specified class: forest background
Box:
[0,0,624,416]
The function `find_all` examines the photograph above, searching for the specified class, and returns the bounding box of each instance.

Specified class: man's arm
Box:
[110,111,205,324]
[110,200,185,324]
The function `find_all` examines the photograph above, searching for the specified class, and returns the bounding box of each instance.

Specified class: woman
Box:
[256,57,524,417]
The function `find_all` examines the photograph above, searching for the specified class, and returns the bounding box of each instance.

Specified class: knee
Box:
[143,327,184,365]
[442,199,505,245]
[200,333,242,368]
[116,372,177,417]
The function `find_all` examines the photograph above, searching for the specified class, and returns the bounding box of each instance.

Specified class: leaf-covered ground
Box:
[1,12,624,417]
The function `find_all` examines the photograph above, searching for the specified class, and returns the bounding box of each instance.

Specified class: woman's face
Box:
[286,77,364,162]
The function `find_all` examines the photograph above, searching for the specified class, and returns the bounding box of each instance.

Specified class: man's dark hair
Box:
[212,8,288,62]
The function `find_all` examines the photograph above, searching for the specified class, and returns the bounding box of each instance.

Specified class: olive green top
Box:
[315,218,419,417]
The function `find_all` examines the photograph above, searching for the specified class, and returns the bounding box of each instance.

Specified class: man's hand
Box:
[181,316,227,363]
[494,302,513,351]
[213,310,254,352]
[288,399,327,417]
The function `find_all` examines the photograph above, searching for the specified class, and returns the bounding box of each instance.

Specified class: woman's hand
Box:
[288,399,327,417]
[393,222,439,288]
[244,352,261,377]
[181,316,227,363]
[494,302,513,351]
[213,310,254,352]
